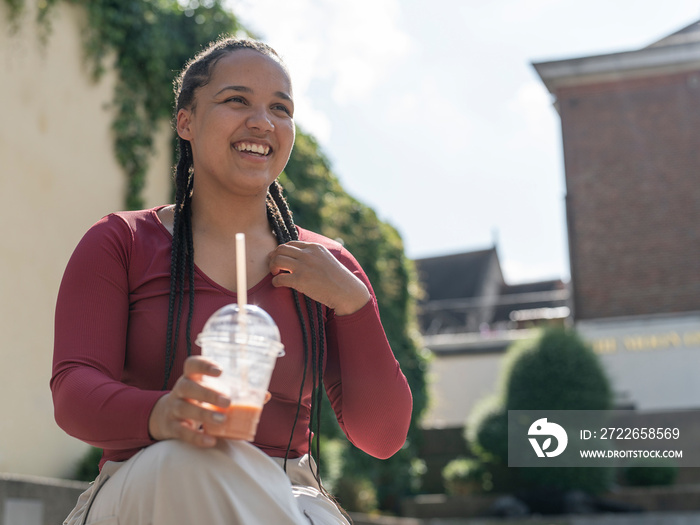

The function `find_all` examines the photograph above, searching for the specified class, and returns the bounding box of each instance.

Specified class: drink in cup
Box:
[195,303,284,441]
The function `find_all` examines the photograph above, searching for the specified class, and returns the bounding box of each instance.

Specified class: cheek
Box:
[281,122,295,148]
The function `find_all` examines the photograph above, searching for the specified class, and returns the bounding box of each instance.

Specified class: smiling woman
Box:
[51,36,412,525]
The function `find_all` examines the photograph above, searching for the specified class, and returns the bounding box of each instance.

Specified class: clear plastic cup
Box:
[195,303,284,441]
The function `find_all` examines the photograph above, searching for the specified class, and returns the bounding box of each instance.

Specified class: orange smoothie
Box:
[203,403,262,441]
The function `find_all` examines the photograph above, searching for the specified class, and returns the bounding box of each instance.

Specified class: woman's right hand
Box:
[147,356,231,447]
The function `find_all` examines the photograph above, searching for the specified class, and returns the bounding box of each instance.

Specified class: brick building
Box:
[534,20,700,320]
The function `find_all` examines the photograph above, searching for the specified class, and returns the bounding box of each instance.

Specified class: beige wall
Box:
[0,1,172,478]
[423,351,503,429]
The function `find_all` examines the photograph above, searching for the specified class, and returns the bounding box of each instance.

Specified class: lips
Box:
[233,141,271,156]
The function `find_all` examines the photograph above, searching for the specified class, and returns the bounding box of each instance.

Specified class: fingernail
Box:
[212,412,225,423]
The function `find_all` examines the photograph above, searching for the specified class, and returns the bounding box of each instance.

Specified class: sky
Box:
[226,0,700,284]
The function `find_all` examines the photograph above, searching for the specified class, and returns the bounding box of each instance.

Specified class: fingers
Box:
[268,241,371,315]
[268,243,306,276]
[183,355,223,378]
[268,241,327,283]
[175,375,230,411]
[149,393,217,446]
[148,357,232,447]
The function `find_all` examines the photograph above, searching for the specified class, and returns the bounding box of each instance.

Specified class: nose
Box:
[246,106,274,133]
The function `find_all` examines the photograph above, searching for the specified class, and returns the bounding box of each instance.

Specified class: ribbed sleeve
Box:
[322,247,413,459]
[50,214,165,451]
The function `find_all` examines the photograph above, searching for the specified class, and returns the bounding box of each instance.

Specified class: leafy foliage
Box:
[622,457,678,487]
[74,447,102,482]
[5,0,244,209]
[502,327,612,412]
[466,395,508,465]
[76,0,245,209]
[442,457,491,495]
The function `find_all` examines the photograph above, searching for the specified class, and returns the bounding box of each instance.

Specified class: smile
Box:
[233,141,271,156]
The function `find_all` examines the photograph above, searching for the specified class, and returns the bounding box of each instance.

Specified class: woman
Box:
[51,37,412,524]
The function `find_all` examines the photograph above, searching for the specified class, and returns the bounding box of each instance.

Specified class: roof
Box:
[414,247,500,302]
[647,19,700,48]
[532,18,700,94]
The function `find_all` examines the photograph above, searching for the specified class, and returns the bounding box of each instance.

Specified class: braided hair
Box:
[166,37,327,488]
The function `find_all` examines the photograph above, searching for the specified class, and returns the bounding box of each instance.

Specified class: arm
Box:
[268,240,412,459]
[50,215,164,449]
[323,251,413,460]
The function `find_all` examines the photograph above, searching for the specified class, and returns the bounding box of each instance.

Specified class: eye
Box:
[224,95,247,105]
[272,103,292,117]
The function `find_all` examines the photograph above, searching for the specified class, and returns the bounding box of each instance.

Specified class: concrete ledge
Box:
[0,473,88,525]
[351,511,700,525]
[605,484,700,512]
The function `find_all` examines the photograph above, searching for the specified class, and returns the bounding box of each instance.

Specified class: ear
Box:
[176,108,194,141]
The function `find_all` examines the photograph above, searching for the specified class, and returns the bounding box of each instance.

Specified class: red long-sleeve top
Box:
[51,207,412,469]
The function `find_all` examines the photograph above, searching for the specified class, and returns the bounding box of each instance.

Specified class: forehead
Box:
[207,49,292,96]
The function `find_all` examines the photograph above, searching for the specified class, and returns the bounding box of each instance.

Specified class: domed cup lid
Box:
[195,303,283,354]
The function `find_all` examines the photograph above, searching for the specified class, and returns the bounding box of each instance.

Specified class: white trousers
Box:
[64,440,350,525]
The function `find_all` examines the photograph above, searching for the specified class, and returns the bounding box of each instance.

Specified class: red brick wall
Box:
[558,71,700,320]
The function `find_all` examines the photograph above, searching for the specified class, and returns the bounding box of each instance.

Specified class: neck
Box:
[190,189,272,241]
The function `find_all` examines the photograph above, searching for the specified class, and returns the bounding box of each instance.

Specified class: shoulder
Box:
[108,206,167,232]
[76,207,167,257]
[87,206,168,240]
[296,226,344,254]
[296,226,365,274]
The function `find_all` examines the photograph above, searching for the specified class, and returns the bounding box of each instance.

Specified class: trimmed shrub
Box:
[622,458,678,487]
[502,327,612,412]
[465,327,616,495]
[466,395,508,465]
[442,458,490,495]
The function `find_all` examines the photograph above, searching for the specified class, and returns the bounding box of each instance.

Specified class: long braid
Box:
[283,289,310,471]
[306,294,318,464]
[314,301,326,481]
[184,200,196,357]
[267,194,291,242]
[267,183,329,494]
[269,180,296,239]
[163,138,193,389]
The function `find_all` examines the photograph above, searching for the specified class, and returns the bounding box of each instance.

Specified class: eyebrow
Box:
[215,85,293,103]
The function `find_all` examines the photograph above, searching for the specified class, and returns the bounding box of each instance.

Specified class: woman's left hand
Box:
[268,241,370,316]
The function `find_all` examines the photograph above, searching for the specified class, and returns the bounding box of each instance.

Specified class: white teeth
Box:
[235,142,270,155]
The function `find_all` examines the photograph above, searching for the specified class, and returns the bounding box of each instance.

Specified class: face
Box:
[177,49,295,199]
